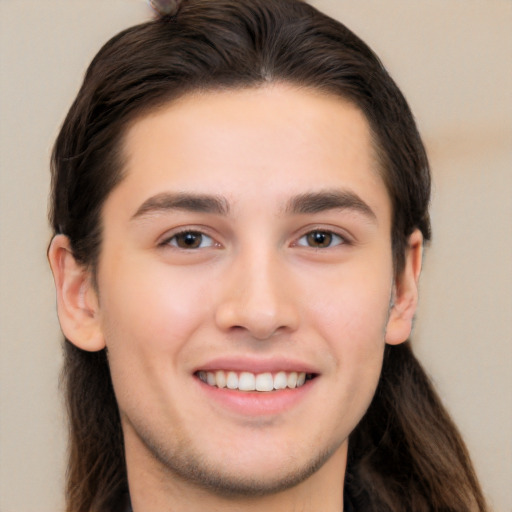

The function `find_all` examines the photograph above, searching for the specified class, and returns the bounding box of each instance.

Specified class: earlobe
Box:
[385,229,423,345]
[48,234,106,352]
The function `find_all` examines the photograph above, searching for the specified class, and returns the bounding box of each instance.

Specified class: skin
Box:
[49,84,423,512]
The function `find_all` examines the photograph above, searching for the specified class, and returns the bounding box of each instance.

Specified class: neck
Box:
[125,437,348,512]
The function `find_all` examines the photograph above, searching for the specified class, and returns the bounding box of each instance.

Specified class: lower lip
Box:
[195,377,316,416]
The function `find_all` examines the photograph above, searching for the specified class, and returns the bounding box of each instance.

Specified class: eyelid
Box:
[292,226,353,248]
[158,226,222,249]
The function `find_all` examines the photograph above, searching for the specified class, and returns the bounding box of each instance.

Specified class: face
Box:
[80,85,413,497]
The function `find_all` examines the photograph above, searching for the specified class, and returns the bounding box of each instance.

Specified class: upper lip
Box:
[193,357,319,375]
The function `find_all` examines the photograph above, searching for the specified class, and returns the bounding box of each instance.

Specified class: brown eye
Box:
[169,231,214,249]
[307,231,332,248]
[297,230,344,248]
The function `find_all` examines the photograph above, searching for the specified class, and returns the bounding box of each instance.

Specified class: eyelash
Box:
[295,229,348,249]
[160,228,349,250]
[161,230,216,250]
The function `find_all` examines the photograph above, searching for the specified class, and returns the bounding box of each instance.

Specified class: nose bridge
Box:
[215,243,298,339]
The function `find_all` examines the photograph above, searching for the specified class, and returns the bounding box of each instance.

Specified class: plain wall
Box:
[0,1,510,511]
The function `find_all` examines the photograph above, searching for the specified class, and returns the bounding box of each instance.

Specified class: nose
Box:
[214,251,300,340]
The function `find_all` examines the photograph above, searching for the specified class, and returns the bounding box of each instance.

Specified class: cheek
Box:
[306,266,392,347]
[302,263,391,411]
[96,257,217,389]
[96,259,218,421]
[100,257,211,340]
[314,285,388,388]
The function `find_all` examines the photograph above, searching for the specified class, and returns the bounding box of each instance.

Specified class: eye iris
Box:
[176,232,201,248]
[307,231,332,248]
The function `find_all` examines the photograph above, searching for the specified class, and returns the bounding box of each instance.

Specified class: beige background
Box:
[0,1,510,511]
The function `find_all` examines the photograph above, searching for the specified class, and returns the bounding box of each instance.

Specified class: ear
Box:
[385,229,423,345]
[48,234,105,351]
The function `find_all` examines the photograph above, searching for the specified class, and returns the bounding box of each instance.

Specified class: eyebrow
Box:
[284,190,377,221]
[131,192,230,219]
[131,189,376,222]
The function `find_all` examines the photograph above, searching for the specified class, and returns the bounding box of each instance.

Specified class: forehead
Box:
[114,84,390,222]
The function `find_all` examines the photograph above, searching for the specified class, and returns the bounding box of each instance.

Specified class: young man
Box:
[48,1,487,510]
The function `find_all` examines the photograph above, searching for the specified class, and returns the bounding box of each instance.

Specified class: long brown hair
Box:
[49,1,488,510]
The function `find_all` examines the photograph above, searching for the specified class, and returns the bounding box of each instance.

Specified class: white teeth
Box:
[215,370,227,388]
[287,372,298,389]
[200,370,312,392]
[255,372,274,391]
[273,371,288,390]
[238,372,256,391]
[226,371,238,389]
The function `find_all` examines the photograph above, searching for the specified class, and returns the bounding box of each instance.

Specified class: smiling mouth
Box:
[196,370,316,392]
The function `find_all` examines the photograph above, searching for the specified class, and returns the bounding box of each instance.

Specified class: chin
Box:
[169,450,336,498]
[140,426,340,498]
